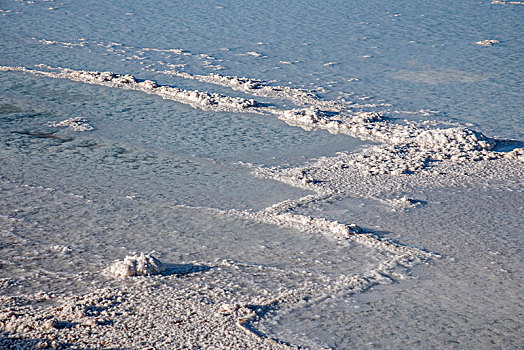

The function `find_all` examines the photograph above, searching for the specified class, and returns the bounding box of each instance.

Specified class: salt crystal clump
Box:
[351,112,383,123]
[107,253,164,278]
[139,79,158,89]
[112,74,136,84]
[476,39,500,46]
[47,117,93,131]
[281,107,329,124]
[388,196,423,209]
[415,127,495,152]
[272,212,361,238]
[504,147,524,161]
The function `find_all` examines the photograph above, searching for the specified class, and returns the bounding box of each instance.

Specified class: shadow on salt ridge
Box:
[492,139,524,152]
[162,264,213,276]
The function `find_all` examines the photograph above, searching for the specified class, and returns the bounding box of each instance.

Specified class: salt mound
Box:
[504,147,524,161]
[281,107,328,124]
[415,127,495,152]
[107,253,165,278]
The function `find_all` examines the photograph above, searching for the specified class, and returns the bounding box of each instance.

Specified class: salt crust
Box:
[106,253,164,277]
[0,283,292,349]
[0,247,430,349]
[47,117,93,132]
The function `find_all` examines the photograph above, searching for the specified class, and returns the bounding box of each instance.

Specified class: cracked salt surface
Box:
[1,0,523,348]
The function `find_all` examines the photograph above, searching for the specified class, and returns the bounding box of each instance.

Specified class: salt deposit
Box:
[504,147,524,161]
[47,117,93,131]
[107,253,164,277]
[38,39,87,47]
[5,64,502,174]
[2,62,507,181]
[245,51,264,57]
[0,65,259,113]
[159,70,326,107]
[491,0,524,4]
[476,39,500,46]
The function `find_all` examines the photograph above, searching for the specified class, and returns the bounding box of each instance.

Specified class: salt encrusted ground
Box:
[1,15,523,348]
[0,270,294,349]
[1,152,521,349]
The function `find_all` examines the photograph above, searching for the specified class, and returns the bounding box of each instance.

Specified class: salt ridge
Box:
[0,65,259,113]
[0,65,503,169]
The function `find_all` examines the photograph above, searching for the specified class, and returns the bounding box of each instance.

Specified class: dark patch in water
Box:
[162,264,213,276]
[13,130,73,143]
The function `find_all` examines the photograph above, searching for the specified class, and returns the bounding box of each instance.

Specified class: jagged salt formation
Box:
[225,195,435,258]
[160,70,380,111]
[107,253,164,278]
[163,71,322,105]
[0,66,258,113]
[273,106,501,175]
[504,147,524,161]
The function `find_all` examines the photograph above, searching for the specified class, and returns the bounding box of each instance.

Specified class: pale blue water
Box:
[2,0,522,138]
[1,0,522,348]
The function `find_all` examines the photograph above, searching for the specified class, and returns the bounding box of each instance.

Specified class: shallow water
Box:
[1,0,522,348]
[2,0,522,138]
